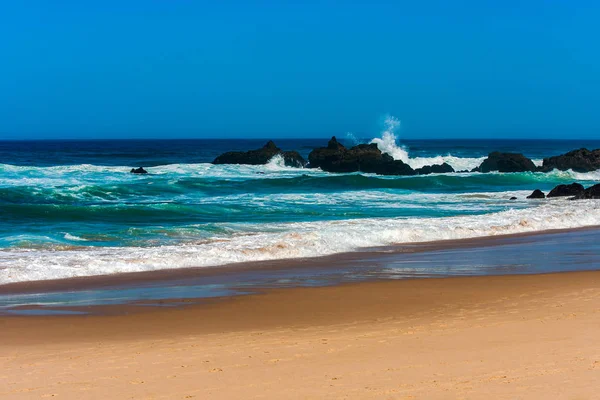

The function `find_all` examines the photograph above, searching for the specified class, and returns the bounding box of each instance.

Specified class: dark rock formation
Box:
[213,141,307,167]
[475,152,537,173]
[526,189,545,199]
[307,137,416,175]
[130,167,148,174]
[280,151,306,168]
[415,163,455,175]
[510,197,517,200]
[547,183,585,198]
[572,184,600,200]
[539,148,600,172]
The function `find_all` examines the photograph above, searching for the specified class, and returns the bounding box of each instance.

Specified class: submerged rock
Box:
[415,163,455,175]
[308,137,416,175]
[526,189,545,199]
[476,152,537,173]
[547,183,585,198]
[539,148,600,172]
[510,197,518,200]
[130,167,148,174]
[213,141,307,167]
[572,184,600,200]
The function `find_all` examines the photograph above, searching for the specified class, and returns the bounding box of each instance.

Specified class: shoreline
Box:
[2,269,599,342]
[2,270,599,399]
[2,224,599,296]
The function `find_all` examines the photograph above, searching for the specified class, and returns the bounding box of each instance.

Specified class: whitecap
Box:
[64,233,88,242]
[1,199,599,284]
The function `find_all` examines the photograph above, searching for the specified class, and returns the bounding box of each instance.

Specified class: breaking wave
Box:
[1,199,599,284]
[1,132,599,285]
[369,115,543,171]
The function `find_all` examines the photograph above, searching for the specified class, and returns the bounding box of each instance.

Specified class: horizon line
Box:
[2,137,600,142]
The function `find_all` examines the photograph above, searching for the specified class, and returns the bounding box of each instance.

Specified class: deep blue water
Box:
[2,138,600,166]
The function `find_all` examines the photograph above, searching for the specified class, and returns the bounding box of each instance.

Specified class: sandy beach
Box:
[2,270,599,399]
[4,1,600,399]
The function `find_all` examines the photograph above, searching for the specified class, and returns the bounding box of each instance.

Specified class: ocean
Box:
[1,135,600,285]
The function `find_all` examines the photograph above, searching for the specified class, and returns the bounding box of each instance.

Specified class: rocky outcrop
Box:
[475,152,536,173]
[539,148,600,172]
[415,163,455,175]
[307,137,416,175]
[527,189,545,199]
[279,151,306,168]
[213,141,307,167]
[308,137,456,175]
[130,167,148,174]
[547,183,585,198]
[572,184,600,200]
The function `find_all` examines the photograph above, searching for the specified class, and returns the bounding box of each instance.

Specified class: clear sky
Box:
[1,1,599,140]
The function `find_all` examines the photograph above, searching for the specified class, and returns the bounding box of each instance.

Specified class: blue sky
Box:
[1,1,599,139]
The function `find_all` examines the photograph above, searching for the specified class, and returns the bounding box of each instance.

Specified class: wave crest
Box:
[1,200,599,284]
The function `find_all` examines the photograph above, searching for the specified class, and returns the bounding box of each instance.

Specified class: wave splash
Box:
[369,115,485,171]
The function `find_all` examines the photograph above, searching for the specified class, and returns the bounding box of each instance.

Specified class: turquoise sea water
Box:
[1,136,600,284]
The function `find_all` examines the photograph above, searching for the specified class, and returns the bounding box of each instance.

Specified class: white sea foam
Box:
[264,154,300,170]
[207,190,533,211]
[1,199,599,284]
[369,116,486,171]
[0,162,326,189]
[367,117,557,172]
[64,233,88,242]
[1,156,599,190]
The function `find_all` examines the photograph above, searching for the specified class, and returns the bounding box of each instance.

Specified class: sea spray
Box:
[369,115,486,171]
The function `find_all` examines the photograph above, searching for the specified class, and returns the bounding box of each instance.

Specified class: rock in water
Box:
[510,197,518,200]
[307,137,455,175]
[572,184,600,200]
[526,189,545,199]
[327,136,345,150]
[130,167,148,174]
[281,151,307,168]
[415,163,455,175]
[476,152,537,173]
[539,148,600,172]
[308,137,415,175]
[547,183,585,198]
[213,141,307,167]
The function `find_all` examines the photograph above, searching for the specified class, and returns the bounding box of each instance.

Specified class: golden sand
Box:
[2,271,599,399]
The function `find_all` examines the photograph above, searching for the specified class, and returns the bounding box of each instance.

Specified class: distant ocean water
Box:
[1,135,600,284]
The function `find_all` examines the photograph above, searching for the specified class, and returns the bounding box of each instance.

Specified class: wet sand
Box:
[2,271,599,399]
